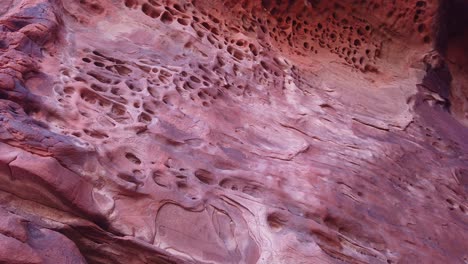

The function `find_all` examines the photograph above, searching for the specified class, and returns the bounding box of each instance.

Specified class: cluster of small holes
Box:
[219,177,263,198]
[61,0,436,192]
[56,0,440,143]
[147,159,209,201]
[251,0,435,72]
[56,49,182,140]
[445,198,466,214]
[413,1,431,43]
[120,0,284,105]
[136,0,191,25]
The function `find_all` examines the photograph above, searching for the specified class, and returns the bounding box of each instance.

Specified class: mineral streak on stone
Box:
[0,0,467,263]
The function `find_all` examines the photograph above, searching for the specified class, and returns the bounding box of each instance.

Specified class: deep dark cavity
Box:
[434,0,468,55]
[420,0,468,112]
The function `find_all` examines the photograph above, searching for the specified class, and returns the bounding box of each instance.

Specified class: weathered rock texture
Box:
[0,0,467,263]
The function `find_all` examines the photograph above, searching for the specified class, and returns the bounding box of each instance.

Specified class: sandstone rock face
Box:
[0,0,467,263]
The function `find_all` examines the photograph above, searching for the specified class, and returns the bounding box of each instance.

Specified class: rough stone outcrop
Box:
[0,0,467,263]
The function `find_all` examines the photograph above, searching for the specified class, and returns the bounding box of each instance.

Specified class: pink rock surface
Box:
[0,0,467,263]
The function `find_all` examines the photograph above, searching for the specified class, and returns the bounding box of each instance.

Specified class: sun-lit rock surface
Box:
[0,0,467,263]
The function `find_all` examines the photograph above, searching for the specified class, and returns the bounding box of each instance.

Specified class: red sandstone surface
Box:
[0,0,467,263]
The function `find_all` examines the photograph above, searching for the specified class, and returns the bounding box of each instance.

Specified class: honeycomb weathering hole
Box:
[125,152,142,165]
